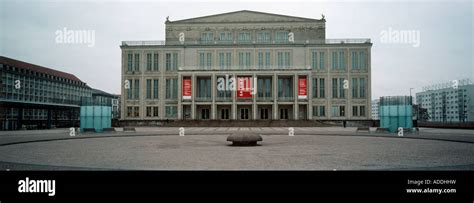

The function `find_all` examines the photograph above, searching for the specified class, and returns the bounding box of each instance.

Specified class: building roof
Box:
[91,88,118,98]
[0,56,83,83]
[168,10,324,24]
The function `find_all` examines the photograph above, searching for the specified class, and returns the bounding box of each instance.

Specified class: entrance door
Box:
[299,105,307,120]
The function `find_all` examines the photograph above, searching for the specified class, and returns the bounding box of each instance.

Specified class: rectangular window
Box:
[238,52,251,68]
[278,77,293,99]
[134,53,140,71]
[201,32,214,43]
[134,106,140,117]
[312,78,318,98]
[277,51,291,68]
[319,106,325,117]
[153,106,159,117]
[257,77,272,99]
[201,109,210,120]
[332,78,338,98]
[331,106,345,117]
[260,108,269,119]
[279,108,289,119]
[153,79,159,99]
[275,31,289,42]
[219,32,233,42]
[166,53,178,71]
[353,106,359,116]
[311,51,317,70]
[360,78,366,98]
[165,78,178,99]
[360,106,366,117]
[134,79,140,99]
[146,106,152,117]
[359,51,366,69]
[339,78,345,98]
[146,53,152,71]
[127,106,133,117]
[197,78,212,99]
[352,78,358,98]
[339,51,345,70]
[221,109,230,119]
[126,79,133,99]
[237,32,251,43]
[257,32,270,43]
[127,54,133,71]
[153,53,159,71]
[319,78,325,98]
[219,53,225,69]
[332,52,337,70]
[146,79,152,99]
[351,51,358,70]
[319,52,325,69]
[165,106,177,118]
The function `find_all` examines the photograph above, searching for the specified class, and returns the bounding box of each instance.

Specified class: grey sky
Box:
[1,0,472,99]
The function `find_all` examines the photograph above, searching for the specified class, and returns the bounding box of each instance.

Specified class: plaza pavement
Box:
[0,127,473,170]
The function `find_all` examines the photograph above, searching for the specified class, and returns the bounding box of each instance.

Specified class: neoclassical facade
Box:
[120,10,372,121]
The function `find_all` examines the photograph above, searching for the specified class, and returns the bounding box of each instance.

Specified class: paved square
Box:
[0,127,473,170]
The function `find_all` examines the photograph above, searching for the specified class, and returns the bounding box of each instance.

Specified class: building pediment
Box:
[168,10,323,24]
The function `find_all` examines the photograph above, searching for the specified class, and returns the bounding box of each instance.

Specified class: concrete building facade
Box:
[120,10,372,122]
[416,80,474,122]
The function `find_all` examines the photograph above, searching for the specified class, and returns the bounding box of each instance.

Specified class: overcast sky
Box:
[0,0,472,99]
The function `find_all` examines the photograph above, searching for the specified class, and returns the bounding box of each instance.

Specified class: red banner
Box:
[237,76,253,99]
[298,76,307,99]
[182,77,191,100]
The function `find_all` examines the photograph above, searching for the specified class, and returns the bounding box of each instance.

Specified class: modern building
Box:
[371,99,379,120]
[120,10,372,122]
[0,56,118,130]
[416,80,474,122]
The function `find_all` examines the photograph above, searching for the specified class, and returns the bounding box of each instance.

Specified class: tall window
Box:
[319,78,325,98]
[166,53,178,71]
[319,52,325,69]
[332,78,338,98]
[352,78,359,98]
[359,78,366,98]
[238,52,251,69]
[352,51,367,70]
[216,77,231,98]
[339,51,346,69]
[197,77,211,99]
[153,79,159,99]
[339,78,345,98]
[153,106,159,117]
[134,53,140,71]
[134,79,140,99]
[257,32,270,43]
[199,52,213,69]
[153,53,159,71]
[165,78,178,99]
[278,77,293,99]
[146,53,152,71]
[146,106,152,117]
[218,52,232,69]
[311,51,318,70]
[257,51,271,69]
[257,77,272,98]
[126,79,133,99]
[127,53,133,71]
[146,79,152,99]
[312,78,318,98]
[277,51,291,68]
